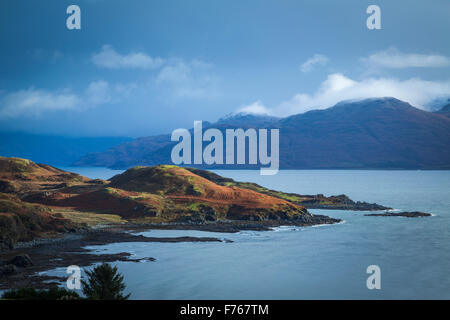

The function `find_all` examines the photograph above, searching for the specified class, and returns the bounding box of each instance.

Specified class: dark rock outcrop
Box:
[8,254,34,268]
[365,211,431,217]
[0,264,18,276]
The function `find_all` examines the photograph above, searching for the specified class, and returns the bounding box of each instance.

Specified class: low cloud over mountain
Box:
[74,97,450,170]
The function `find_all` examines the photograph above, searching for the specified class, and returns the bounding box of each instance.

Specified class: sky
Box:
[0,0,449,137]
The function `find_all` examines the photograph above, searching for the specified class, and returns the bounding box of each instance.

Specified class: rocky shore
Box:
[0,156,387,292]
[0,213,344,291]
[0,225,231,290]
[144,214,341,233]
[0,157,347,251]
[364,211,432,217]
[299,195,390,211]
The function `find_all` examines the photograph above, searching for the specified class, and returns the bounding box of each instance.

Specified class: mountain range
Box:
[0,133,131,166]
[74,97,450,170]
[435,103,450,117]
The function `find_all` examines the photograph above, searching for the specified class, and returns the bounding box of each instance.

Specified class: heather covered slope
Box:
[0,193,77,250]
[185,168,389,211]
[75,97,450,169]
[108,165,310,221]
[0,156,90,194]
[0,157,96,249]
[0,157,314,224]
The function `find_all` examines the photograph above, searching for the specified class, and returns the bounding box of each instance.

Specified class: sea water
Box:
[42,169,450,299]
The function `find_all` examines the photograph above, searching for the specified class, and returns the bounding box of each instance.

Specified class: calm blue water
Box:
[44,169,450,299]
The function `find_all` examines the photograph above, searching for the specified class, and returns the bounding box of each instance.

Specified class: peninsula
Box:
[0,156,348,250]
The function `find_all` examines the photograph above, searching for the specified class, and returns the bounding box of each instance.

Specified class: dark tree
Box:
[81,263,130,300]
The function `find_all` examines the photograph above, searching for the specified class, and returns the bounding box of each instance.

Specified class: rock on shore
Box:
[364,211,431,217]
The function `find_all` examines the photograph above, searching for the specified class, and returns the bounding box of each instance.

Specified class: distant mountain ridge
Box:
[435,103,450,117]
[0,133,131,166]
[216,112,280,127]
[75,97,450,169]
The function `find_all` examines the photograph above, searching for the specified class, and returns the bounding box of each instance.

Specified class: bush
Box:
[1,286,80,300]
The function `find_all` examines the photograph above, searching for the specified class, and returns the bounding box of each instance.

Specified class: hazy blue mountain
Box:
[75,97,450,169]
[278,97,450,169]
[426,97,450,111]
[0,132,131,166]
[216,113,280,127]
[435,103,450,117]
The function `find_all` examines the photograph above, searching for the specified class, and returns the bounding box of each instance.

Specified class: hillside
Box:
[0,157,100,249]
[106,165,311,221]
[185,168,388,211]
[74,97,450,169]
[0,193,77,251]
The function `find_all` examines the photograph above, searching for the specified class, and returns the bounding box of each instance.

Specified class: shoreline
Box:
[0,225,226,291]
[0,217,341,291]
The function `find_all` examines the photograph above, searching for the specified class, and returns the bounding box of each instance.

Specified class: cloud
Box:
[300,54,329,73]
[0,88,80,118]
[85,80,113,105]
[365,47,450,69]
[85,80,137,105]
[265,73,450,116]
[0,80,136,118]
[0,57,216,119]
[156,59,219,99]
[92,45,164,69]
[237,101,273,115]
